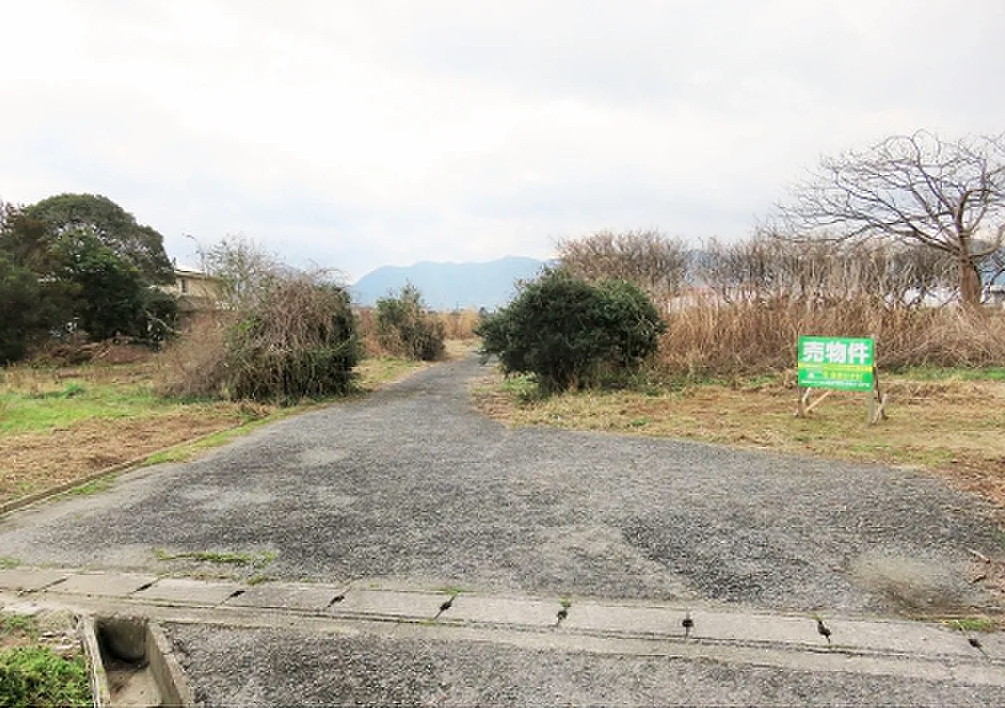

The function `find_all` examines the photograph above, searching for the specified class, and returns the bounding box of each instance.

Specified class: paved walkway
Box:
[3,566,1005,702]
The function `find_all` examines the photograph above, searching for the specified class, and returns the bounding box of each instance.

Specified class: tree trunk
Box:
[959,254,983,306]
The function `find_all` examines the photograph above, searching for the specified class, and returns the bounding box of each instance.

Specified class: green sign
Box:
[797,336,874,391]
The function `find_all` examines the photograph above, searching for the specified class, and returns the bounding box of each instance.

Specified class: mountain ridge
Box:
[351,255,547,311]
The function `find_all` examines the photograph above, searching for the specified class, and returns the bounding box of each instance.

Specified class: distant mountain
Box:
[351,256,547,311]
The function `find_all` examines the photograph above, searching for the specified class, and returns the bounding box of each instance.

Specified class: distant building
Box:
[160,267,226,314]
[988,284,1005,308]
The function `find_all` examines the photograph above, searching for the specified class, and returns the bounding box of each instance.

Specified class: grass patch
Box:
[0,557,20,570]
[890,366,1005,382]
[62,476,117,497]
[154,548,277,568]
[499,374,541,402]
[946,617,999,633]
[0,646,91,707]
[0,614,38,640]
[0,613,91,708]
[0,380,167,434]
[1,349,435,506]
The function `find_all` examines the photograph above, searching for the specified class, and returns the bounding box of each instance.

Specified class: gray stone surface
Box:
[55,573,157,597]
[225,582,345,611]
[445,594,561,627]
[97,615,148,662]
[166,623,1005,707]
[132,577,242,605]
[333,588,450,619]
[0,567,68,592]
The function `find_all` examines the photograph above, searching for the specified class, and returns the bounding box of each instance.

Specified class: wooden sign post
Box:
[796,336,887,424]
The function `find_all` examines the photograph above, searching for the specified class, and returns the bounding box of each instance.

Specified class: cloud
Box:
[2,0,1004,280]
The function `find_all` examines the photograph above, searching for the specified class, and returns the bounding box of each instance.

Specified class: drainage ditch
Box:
[84,615,194,707]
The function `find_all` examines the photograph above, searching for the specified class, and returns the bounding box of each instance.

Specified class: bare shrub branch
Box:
[557,228,691,300]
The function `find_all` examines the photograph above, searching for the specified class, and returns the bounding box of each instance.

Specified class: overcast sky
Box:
[3,1,1004,281]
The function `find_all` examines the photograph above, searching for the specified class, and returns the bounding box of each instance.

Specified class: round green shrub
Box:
[476,269,665,394]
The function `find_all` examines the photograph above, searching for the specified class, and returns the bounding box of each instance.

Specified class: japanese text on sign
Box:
[797,336,874,391]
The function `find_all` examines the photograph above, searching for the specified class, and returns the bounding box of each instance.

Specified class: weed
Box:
[154,548,276,568]
[246,573,273,586]
[197,550,262,565]
[947,617,998,633]
[890,366,1005,382]
[64,477,116,497]
[559,596,572,609]
[0,613,37,639]
[0,646,91,707]
[500,374,541,403]
[0,556,20,570]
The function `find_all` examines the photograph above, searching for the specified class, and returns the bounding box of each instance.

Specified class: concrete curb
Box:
[148,622,197,707]
[80,615,112,708]
[3,568,1001,673]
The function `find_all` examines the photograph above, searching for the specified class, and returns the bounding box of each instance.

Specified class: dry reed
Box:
[657,295,1005,378]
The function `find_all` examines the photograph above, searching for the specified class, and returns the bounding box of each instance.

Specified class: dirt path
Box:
[1,354,1002,619]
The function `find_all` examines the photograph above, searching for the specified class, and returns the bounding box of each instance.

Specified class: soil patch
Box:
[0,411,247,503]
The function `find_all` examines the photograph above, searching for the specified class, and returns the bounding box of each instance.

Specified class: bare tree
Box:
[556,228,690,301]
[764,130,1005,306]
[198,234,282,310]
[699,235,956,307]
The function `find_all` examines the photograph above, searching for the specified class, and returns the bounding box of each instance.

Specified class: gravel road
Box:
[1,354,1002,616]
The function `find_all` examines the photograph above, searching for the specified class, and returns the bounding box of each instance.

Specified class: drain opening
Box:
[96,617,158,704]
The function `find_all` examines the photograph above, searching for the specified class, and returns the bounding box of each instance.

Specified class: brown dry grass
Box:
[659,298,1005,377]
[436,309,481,340]
[358,307,480,358]
[0,411,249,502]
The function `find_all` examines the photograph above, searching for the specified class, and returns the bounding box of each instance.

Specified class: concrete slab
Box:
[446,594,560,628]
[562,602,679,637]
[827,617,974,658]
[965,630,1005,661]
[133,577,243,606]
[0,567,69,592]
[567,602,834,649]
[227,583,346,611]
[688,609,825,648]
[54,573,158,598]
[332,589,449,620]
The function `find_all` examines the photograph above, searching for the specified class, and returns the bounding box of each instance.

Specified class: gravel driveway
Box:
[1,354,1002,616]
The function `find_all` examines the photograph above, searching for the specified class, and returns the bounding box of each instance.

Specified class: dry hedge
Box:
[156,276,359,403]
